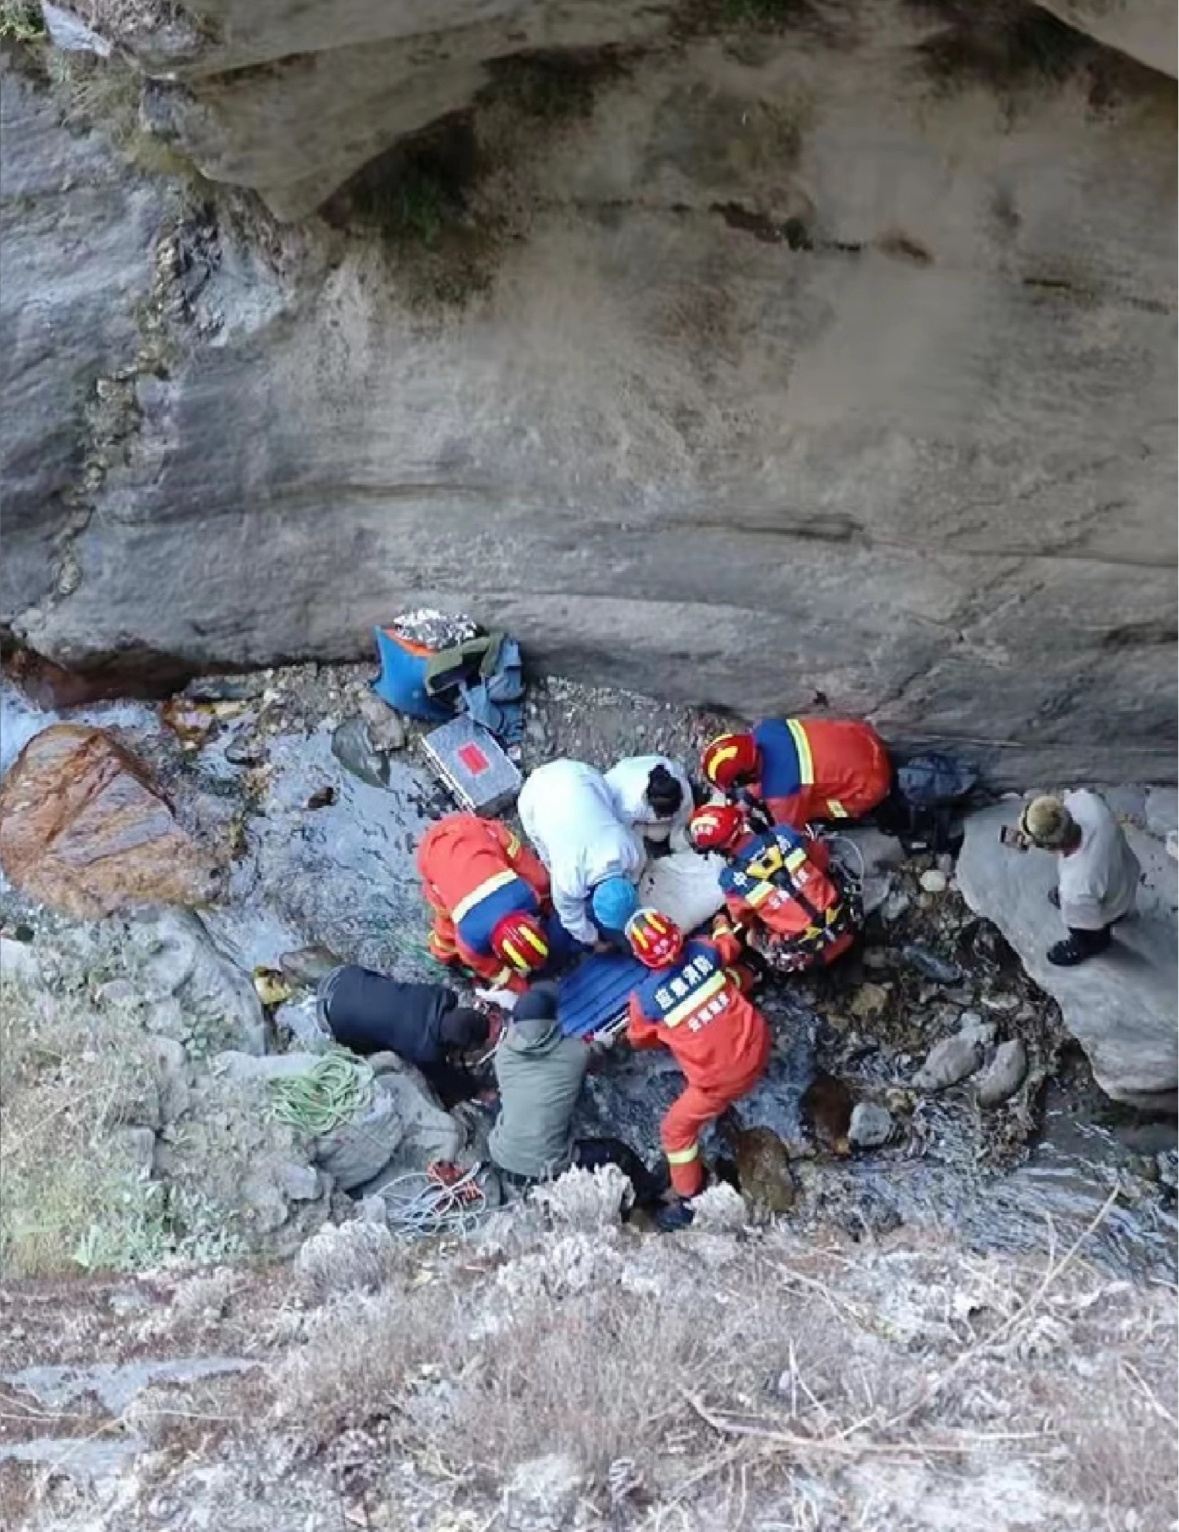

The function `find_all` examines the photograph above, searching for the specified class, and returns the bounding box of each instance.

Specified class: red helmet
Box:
[687,803,747,853]
[625,908,684,969]
[491,911,550,974]
[701,731,759,790]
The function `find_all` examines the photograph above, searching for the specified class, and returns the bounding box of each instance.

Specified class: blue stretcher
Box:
[557,951,647,1040]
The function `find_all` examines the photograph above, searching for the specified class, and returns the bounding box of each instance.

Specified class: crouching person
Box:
[317,964,489,1106]
[487,983,664,1207]
[688,804,859,974]
[624,909,771,1226]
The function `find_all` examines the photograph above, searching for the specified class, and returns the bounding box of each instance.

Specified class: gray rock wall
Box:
[1,3,1175,782]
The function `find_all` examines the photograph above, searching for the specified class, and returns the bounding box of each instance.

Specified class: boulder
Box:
[0,725,220,920]
[958,802,1178,1112]
[314,1054,462,1192]
[975,1039,1029,1108]
[137,909,267,1054]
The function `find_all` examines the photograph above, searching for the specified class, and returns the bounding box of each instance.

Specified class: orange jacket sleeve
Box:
[626,992,663,1050]
[707,921,744,967]
[487,821,551,902]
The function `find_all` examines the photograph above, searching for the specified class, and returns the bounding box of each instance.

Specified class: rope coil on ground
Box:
[379,1165,492,1238]
[268,1052,374,1136]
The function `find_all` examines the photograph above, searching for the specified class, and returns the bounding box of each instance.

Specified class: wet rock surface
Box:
[0,724,221,919]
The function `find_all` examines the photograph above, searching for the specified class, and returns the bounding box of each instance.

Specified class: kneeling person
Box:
[417,812,554,992]
[688,804,859,973]
[701,717,890,829]
[625,909,771,1201]
[488,983,665,1205]
[318,964,489,1105]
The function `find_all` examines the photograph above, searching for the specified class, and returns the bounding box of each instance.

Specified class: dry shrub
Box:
[0,977,234,1276]
[269,1217,1177,1525]
[294,1218,403,1301]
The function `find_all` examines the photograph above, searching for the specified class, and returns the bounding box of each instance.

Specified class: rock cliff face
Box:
[2,1,1175,781]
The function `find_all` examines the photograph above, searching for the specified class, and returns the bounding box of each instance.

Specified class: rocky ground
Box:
[0,654,1176,1526]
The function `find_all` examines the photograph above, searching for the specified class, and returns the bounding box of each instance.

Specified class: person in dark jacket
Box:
[317,964,489,1105]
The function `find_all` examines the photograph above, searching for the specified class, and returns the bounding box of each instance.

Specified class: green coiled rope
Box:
[268,1052,373,1136]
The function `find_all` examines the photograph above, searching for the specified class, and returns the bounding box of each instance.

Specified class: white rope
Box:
[378,1165,492,1238]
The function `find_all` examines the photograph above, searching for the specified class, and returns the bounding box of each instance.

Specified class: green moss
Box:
[0,1,45,42]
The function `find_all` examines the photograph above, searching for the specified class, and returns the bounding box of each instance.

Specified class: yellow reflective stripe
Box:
[662,971,726,1028]
[746,881,775,908]
[827,798,848,818]
[784,847,807,872]
[666,1144,699,1165]
[504,831,522,857]
[787,718,814,785]
[452,868,518,923]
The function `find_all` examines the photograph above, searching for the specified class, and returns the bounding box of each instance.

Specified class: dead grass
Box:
[268,1194,1178,1527]
[0,977,235,1277]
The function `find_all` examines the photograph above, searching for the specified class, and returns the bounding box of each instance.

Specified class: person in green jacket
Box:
[487,983,666,1206]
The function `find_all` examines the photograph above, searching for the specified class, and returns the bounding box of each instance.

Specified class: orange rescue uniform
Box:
[746,718,891,829]
[626,929,771,1197]
[416,813,551,992]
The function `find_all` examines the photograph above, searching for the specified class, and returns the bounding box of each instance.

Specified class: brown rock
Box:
[0,724,220,918]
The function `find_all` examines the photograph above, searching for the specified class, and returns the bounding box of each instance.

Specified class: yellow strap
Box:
[504,831,522,857]
[452,868,518,923]
[786,718,814,785]
[666,1144,699,1165]
[662,970,726,1028]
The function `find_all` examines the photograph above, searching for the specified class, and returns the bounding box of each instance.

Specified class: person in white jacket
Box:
[605,754,695,850]
[517,759,646,947]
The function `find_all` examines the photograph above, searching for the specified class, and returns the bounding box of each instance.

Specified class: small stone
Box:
[849,982,890,1020]
[848,1102,894,1149]
[503,1453,583,1532]
[1167,830,1178,862]
[913,1034,983,1091]
[117,1125,157,1175]
[331,717,391,790]
[957,1011,996,1047]
[277,1162,323,1203]
[976,1039,1029,1106]
[920,869,948,893]
[903,944,963,985]
[96,977,138,1007]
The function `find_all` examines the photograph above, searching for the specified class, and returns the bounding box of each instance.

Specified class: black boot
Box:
[1047,936,1091,966]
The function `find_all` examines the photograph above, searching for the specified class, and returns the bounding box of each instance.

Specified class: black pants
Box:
[1067,924,1113,957]
[571,1138,668,1208]
[495,1139,668,1208]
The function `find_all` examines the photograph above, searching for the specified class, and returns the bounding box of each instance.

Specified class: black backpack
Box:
[877,752,981,854]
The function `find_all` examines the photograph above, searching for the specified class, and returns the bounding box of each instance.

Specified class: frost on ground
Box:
[6,1180,1175,1532]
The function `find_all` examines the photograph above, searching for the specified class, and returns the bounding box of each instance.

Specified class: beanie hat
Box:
[1019,795,1073,848]
[513,981,560,1024]
[439,1006,489,1050]
[591,875,640,932]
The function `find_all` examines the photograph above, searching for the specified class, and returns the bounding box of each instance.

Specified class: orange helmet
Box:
[625,908,684,969]
[701,731,759,790]
[687,803,747,853]
[491,911,550,974]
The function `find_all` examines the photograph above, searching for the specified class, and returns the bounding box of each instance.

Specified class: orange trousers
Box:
[661,1032,771,1197]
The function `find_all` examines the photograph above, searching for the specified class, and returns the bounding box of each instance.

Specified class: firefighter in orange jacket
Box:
[416,813,553,993]
[701,717,890,829]
[687,804,859,973]
[624,908,771,1200]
